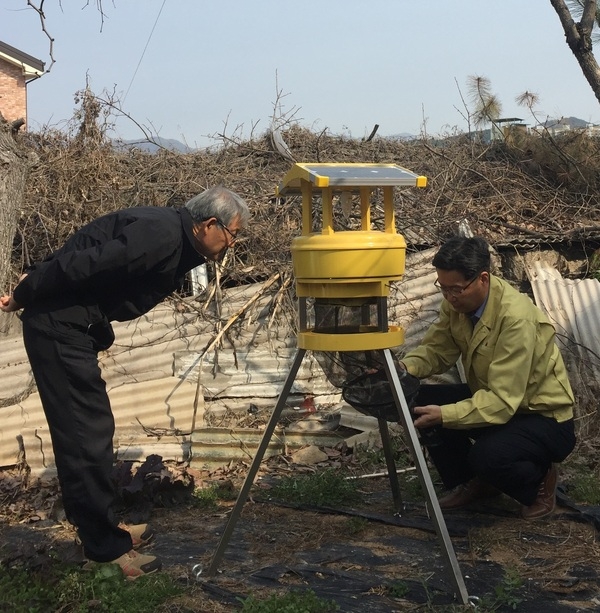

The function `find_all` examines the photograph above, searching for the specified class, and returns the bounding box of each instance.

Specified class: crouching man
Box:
[401,236,575,519]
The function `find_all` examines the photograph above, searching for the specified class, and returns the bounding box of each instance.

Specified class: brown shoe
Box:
[76,523,155,553]
[438,478,501,510]
[521,464,557,520]
[120,523,155,549]
[83,549,162,581]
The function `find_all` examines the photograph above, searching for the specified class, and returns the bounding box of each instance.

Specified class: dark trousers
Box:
[22,320,132,562]
[416,384,576,506]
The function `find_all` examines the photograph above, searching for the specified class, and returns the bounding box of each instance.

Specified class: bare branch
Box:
[363,124,379,142]
[27,0,55,73]
[10,118,25,135]
[579,0,597,30]
[82,0,110,31]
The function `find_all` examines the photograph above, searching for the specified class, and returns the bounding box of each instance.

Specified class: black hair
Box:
[432,236,491,279]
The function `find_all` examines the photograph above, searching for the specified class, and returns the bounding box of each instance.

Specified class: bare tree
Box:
[0,116,37,303]
[0,1,108,304]
[550,0,600,104]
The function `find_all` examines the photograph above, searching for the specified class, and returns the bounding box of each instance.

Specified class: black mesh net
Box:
[342,368,421,421]
[309,298,421,421]
[312,299,386,388]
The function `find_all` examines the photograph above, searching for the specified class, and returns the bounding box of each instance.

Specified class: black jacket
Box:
[15,206,205,337]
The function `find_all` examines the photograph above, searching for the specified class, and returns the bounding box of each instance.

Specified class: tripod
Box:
[201,346,470,605]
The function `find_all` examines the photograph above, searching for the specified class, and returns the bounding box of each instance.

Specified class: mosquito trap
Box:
[202,163,470,605]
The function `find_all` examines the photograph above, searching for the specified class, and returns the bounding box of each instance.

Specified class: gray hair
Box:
[185,186,250,226]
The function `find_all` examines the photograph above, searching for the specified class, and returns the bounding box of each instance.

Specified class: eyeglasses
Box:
[216,219,239,242]
[434,275,479,298]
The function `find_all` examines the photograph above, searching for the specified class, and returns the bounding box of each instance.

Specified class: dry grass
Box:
[10,96,600,292]
[3,97,600,610]
[3,459,599,612]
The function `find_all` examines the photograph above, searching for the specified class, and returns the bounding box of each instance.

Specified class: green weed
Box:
[402,473,424,499]
[0,562,181,613]
[345,515,369,535]
[568,471,600,505]
[270,469,361,507]
[192,480,238,509]
[353,434,412,470]
[239,588,339,612]
[479,567,524,611]
[386,580,409,598]
[587,250,600,280]
[192,484,220,509]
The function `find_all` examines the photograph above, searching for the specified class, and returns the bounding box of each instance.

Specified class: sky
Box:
[2,0,600,149]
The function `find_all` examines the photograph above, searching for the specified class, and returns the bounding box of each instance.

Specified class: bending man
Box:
[0,186,250,577]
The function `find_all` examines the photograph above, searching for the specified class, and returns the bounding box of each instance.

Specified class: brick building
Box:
[0,40,45,127]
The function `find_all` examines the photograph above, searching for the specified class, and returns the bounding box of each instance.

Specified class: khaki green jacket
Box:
[402,275,574,428]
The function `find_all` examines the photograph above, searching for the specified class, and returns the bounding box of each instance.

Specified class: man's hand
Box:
[412,404,443,428]
[0,295,22,312]
[0,274,27,313]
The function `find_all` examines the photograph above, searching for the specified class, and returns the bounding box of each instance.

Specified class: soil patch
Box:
[1,460,600,612]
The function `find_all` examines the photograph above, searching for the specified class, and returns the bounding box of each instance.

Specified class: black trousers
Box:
[416,384,576,506]
[22,320,132,562]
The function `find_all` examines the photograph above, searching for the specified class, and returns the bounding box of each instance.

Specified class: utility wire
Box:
[123,0,167,104]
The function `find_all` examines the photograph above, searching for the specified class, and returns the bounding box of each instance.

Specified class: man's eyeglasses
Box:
[216,219,239,242]
[434,275,479,298]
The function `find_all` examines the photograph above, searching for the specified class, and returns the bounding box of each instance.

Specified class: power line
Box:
[123,0,167,104]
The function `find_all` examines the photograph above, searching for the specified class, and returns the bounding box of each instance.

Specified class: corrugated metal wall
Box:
[0,281,290,474]
[527,256,600,427]
[6,247,594,476]
[0,254,447,476]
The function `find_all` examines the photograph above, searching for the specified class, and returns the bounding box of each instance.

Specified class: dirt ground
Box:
[1,453,600,613]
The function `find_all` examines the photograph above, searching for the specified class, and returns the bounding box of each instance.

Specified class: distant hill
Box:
[386,132,417,141]
[387,117,597,141]
[542,116,590,129]
[113,118,596,154]
[114,136,196,153]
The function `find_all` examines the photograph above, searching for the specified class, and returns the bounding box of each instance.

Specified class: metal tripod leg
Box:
[377,418,403,513]
[204,348,307,578]
[380,348,469,605]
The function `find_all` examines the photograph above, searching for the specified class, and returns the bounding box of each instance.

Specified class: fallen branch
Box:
[345,466,416,480]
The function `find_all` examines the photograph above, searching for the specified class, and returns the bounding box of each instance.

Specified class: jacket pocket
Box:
[87,318,115,351]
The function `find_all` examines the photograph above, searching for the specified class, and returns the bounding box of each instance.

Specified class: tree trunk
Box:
[550,0,600,105]
[0,115,36,300]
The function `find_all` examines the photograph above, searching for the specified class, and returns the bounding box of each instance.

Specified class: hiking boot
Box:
[438,478,501,510]
[120,523,155,549]
[83,549,162,581]
[521,464,557,520]
[75,523,155,553]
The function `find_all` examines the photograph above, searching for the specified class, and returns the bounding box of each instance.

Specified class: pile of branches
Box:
[12,109,600,288]
[6,101,600,433]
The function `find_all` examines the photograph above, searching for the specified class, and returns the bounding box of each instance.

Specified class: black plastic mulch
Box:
[193,493,600,612]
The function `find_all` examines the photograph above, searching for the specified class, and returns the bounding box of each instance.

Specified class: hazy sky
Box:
[3,0,600,148]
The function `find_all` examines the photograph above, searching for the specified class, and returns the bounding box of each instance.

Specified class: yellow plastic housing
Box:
[291,231,406,298]
[298,326,405,351]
